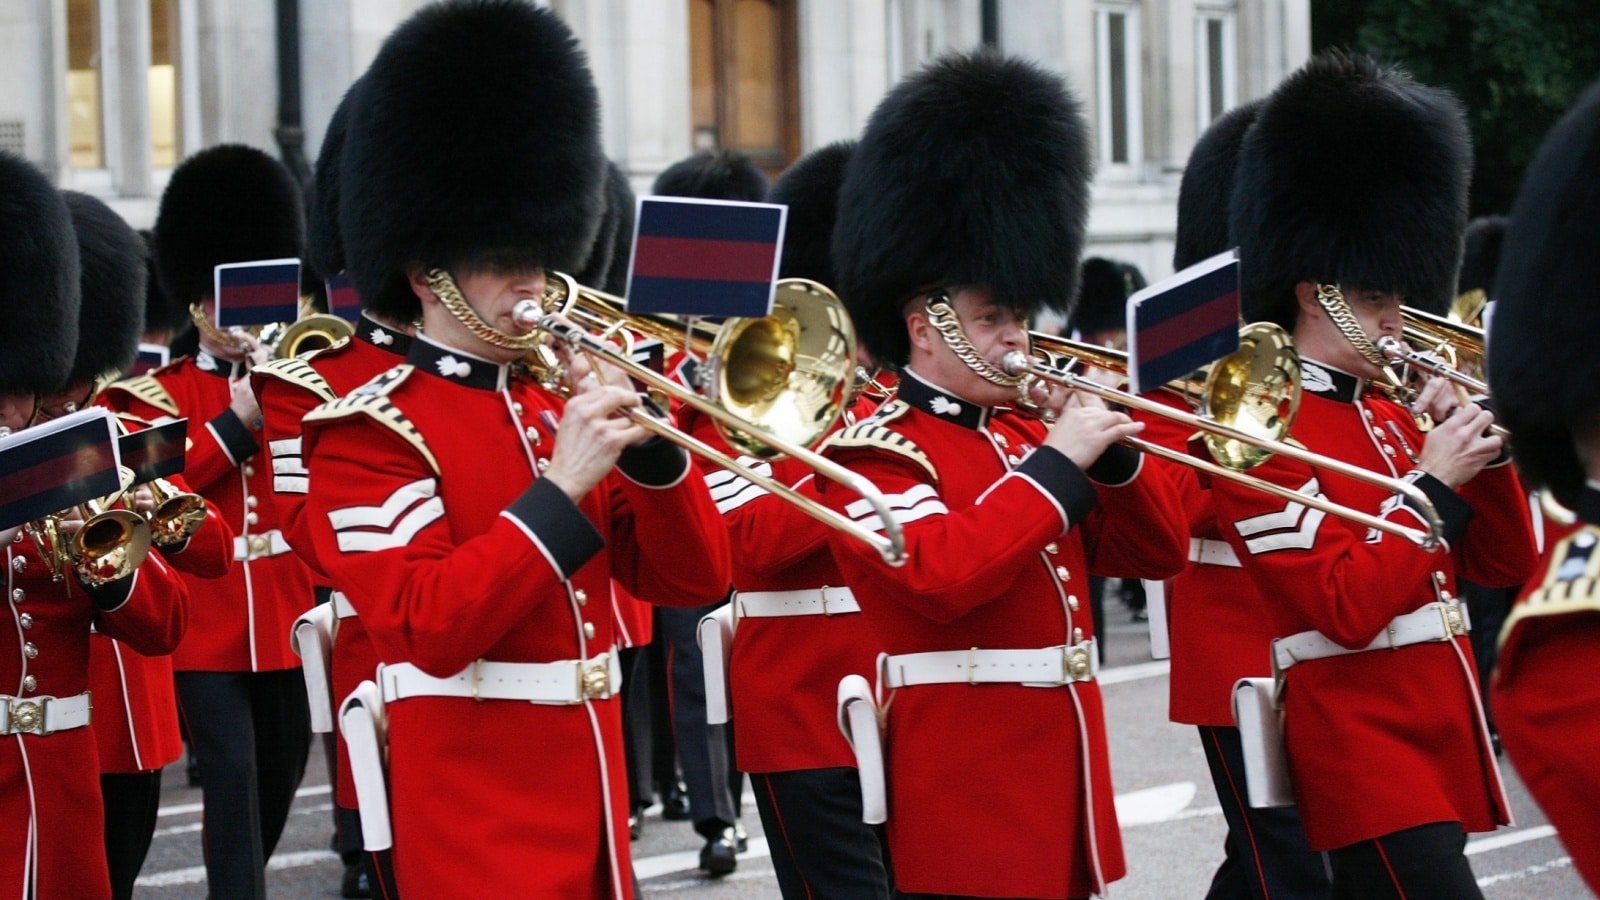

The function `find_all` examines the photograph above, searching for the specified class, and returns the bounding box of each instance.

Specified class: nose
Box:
[1379,303,1403,335]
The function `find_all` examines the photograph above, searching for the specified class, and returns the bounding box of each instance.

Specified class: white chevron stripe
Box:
[275,475,309,495]
[715,480,769,515]
[1234,478,1321,536]
[1235,478,1327,554]
[328,479,438,530]
[845,483,939,519]
[336,497,444,552]
[851,497,946,534]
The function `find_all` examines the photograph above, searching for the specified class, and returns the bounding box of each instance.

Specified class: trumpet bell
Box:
[149,478,208,547]
[1201,322,1302,470]
[73,509,153,587]
[276,314,356,360]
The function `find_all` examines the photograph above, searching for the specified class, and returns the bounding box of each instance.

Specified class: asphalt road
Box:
[134,609,1592,898]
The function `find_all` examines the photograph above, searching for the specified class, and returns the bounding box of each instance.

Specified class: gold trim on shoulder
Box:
[104,375,179,417]
[1498,525,1600,649]
[254,357,338,403]
[819,400,937,482]
[302,365,439,474]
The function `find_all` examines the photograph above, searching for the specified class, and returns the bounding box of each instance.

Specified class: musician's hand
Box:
[542,376,651,502]
[56,508,86,537]
[128,486,157,515]
[234,331,271,369]
[228,376,262,430]
[1044,404,1144,470]
[559,341,634,394]
[1409,376,1466,425]
[1417,404,1501,488]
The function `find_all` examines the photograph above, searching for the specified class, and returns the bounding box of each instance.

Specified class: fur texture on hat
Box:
[1456,216,1507,297]
[154,144,305,308]
[652,150,768,202]
[770,141,853,289]
[0,152,80,394]
[341,0,604,321]
[63,192,145,383]
[1071,258,1145,336]
[1488,79,1600,507]
[833,51,1093,367]
[1230,52,1470,328]
[575,160,636,296]
[138,229,186,336]
[306,83,359,283]
[1174,101,1260,270]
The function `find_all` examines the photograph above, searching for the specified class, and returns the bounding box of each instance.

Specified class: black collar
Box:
[899,368,992,430]
[193,349,244,379]
[356,313,414,356]
[1299,358,1366,404]
[406,334,509,391]
[1580,484,1600,527]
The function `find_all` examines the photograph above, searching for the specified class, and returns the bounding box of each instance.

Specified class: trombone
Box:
[1378,308,1509,440]
[514,272,907,567]
[1012,324,1446,549]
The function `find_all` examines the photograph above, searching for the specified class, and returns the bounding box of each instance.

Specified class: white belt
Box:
[1273,601,1470,672]
[737,586,860,618]
[0,692,92,736]
[332,591,357,619]
[883,641,1098,688]
[234,529,292,561]
[1189,537,1241,568]
[379,653,621,706]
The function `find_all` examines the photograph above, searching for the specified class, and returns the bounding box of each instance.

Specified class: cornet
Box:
[26,467,153,586]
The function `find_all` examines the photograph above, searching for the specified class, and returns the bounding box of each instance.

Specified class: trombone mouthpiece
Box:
[513,299,543,328]
[1002,351,1032,377]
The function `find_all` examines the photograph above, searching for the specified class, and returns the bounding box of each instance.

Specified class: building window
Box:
[1195,9,1237,129]
[689,0,800,178]
[151,0,179,168]
[1094,4,1142,169]
[67,0,104,169]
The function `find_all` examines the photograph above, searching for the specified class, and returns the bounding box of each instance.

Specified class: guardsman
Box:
[1213,51,1536,896]
[0,151,188,900]
[299,3,731,895]
[820,51,1190,898]
[100,144,315,900]
[1488,77,1600,893]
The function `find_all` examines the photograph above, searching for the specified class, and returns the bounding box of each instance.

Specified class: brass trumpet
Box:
[146,477,208,546]
[27,467,153,586]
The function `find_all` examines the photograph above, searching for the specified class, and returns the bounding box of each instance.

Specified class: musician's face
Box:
[906,285,1031,406]
[0,391,37,434]
[413,265,547,364]
[36,380,94,422]
[1294,282,1403,378]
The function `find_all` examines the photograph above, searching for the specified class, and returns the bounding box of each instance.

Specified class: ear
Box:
[407,266,439,307]
[1293,281,1321,320]
[905,298,936,355]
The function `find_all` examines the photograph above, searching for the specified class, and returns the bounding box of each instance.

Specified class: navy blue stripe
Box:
[217,262,300,289]
[0,472,122,530]
[637,200,783,243]
[627,276,773,318]
[1138,325,1238,388]
[1136,264,1239,328]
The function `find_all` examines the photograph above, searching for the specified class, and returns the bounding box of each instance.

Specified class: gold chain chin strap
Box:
[425,268,546,351]
[188,303,246,352]
[925,292,1029,388]
[1313,283,1387,366]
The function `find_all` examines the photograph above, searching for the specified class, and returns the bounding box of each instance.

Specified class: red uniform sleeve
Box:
[1078,456,1190,580]
[603,438,733,608]
[252,373,331,578]
[89,550,189,656]
[1452,461,1538,589]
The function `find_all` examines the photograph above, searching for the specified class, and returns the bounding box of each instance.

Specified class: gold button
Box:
[1045,543,1059,555]
[20,675,35,692]
[1067,595,1079,612]
[18,613,32,629]
[1072,627,1084,643]
[994,433,1009,448]
[246,495,259,508]
[574,589,588,606]
[1054,565,1070,581]
[10,588,22,603]
[24,642,37,659]
[246,512,259,526]
[583,622,596,639]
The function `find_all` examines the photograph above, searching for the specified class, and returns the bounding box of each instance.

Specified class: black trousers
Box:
[1198,725,1331,900]
[657,602,741,836]
[101,770,163,900]
[175,668,312,900]
[619,645,656,814]
[752,768,891,900]
[1328,822,1482,900]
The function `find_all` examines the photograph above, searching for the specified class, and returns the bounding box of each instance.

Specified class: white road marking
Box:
[1115,781,1197,826]
[1098,659,1172,686]
[157,783,330,818]
[1477,855,1573,888]
[1467,825,1559,855]
[135,850,339,887]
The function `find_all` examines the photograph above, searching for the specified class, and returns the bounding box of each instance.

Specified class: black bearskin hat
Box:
[306,83,360,283]
[138,229,186,336]
[1456,216,1506,297]
[1174,100,1260,270]
[154,144,305,308]
[63,192,145,383]
[342,0,604,322]
[1230,52,1470,329]
[0,152,79,394]
[652,150,768,202]
[575,161,636,296]
[1487,79,1600,508]
[834,51,1093,367]
[770,141,853,289]
[1071,258,1145,336]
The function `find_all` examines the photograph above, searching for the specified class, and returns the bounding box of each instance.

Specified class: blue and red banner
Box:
[325,272,362,323]
[626,198,786,318]
[1127,250,1241,394]
[0,408,122,530]
[127,342,170,377]
[118,418,188,483]
[214,258,302,328]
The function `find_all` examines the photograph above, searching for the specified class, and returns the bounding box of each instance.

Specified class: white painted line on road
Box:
[1466,825,1558,855]
[1476,855,1572,888]
[1115,781,1197,826]
[157,783,331,817]
[636,837,770,880]
[153,803,333,838]
[1099,659,1171,686]
[135,849,339,887]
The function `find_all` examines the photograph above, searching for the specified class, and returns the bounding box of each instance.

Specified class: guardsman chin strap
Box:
[1313,283,1388,367]
[923,290,1030,389]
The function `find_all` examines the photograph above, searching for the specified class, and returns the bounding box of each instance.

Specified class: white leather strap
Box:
[0,692,92,736]
[332,591,358,619]
[698,606,735,725]
[1273,601,1470,672]
[339,681,392,851]
[379,653,622,706]
[233,529,292,561]
[291,604,336,733]
[836,674,887,824]
[882,641,1098,689]
[1189,537,1242,568]
[737,586,860,618]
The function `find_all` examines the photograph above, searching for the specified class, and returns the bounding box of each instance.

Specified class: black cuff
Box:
[1016,446,1100,525]
[506,478,605,578]
[617,437,691,488]
[1086,444,1141,486]
[1410,472,1473,545]
[208,409,259,464]
[81,569,137,612]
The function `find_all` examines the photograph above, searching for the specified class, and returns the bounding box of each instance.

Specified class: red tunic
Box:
[818,369,1188,898]
[1493,489,1600,893]
[301,336,731,898]
[100,350,315,672]
[1208,360,1536,850]
[3,532,187,899]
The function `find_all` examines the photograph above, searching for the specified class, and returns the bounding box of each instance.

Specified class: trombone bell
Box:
[1200,323,1302,470]
[275,314,356,360]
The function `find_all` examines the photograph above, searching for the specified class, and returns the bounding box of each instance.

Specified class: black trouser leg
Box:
[1088,575,1108,662]
[619,646,654,815]
[101,770,163,900]
[1199,725,1332,900]
[1462,580,1514,737]
[753,768,892,900]
[1328,822,1481,900]
[251,668,312,859]
[647,616,679,801]
[176,670,268,900]
[659,602,738,837]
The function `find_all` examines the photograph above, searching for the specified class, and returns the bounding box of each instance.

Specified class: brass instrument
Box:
[273,311,355,359]
[26,467,153,586]
[515,273,906,566]
[146,477,208,546]
[1380,309,1509,440]
[1008,324,1446,549]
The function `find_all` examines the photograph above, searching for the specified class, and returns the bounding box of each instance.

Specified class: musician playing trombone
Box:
[297,4,730,897]
[1213,52,1537,898]
[819,52,1188,899]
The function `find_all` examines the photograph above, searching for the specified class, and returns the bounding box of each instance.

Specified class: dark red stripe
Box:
[631,236,777,282]
[0,445,117,506]
[220,281,299,308]
[1137,290,1239,359]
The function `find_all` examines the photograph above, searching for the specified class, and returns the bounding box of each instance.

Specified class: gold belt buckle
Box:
[8,698,45,735]
[247,534,272,559]
[1064,644,1093,683]
[1439,601,1467,638]
[579,655,612,701]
